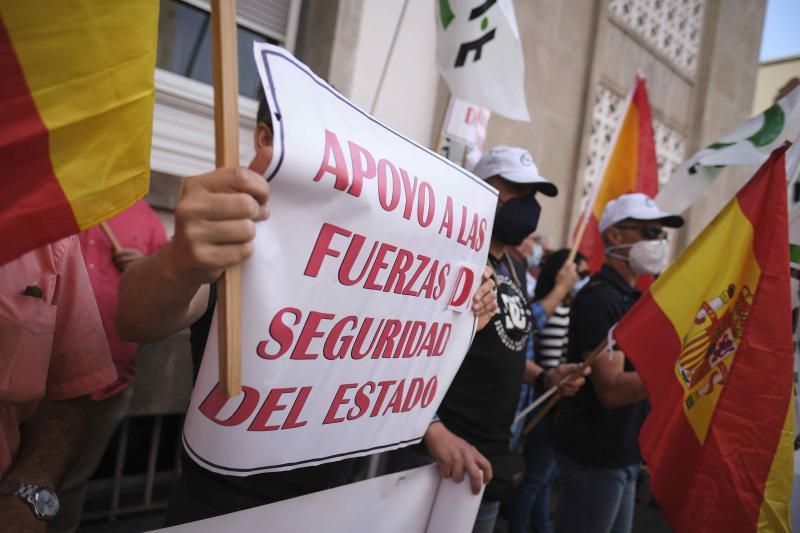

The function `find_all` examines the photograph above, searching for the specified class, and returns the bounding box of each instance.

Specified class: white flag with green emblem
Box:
[657,85,800,214]
[435,0,530,122]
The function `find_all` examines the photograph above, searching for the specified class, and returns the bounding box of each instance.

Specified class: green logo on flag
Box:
[439,0,455,29]
[709,104,786,150]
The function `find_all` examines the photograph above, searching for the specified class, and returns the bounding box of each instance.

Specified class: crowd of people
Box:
[0,89,686,533]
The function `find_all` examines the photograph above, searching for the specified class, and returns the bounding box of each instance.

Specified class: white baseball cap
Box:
[473,145,559,197]
[599,193,684,232]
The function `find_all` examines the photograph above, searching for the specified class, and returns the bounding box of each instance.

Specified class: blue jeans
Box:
[554,453,640,533]
[510,417,557,533]
[473,498,501,533]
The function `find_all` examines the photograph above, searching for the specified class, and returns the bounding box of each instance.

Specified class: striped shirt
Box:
[535,304,571,369]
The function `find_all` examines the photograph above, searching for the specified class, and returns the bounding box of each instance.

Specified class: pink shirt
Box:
[78,200,167,400]
[0,236,117,477]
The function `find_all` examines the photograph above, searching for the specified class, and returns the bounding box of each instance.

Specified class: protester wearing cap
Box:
[553,192,684,533]
[472,145,559,197]
[422,145,587,533]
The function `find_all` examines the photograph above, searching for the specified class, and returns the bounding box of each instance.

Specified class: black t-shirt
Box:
[183,285,355,504]
[553,265,647,468]
[437,252,532,458]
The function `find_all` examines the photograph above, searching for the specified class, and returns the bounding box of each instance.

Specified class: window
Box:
[157,0,278,98]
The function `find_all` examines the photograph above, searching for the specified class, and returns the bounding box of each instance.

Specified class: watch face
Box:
[32,488,59,519]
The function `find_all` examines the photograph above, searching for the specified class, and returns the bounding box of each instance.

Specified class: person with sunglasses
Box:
[553,193,683,533]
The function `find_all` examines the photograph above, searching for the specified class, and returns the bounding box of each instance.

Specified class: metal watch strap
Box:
[13,482,39,501]
[0,480,56,521]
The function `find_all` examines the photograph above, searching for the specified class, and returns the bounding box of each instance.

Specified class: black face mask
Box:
[493,194,541,245]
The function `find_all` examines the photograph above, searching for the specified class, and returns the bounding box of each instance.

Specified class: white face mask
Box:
[571,275,590,297]
[607,239,668,276]
[527,243,544,268]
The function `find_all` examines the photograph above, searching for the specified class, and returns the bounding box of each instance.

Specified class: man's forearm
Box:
[523,360,544,385]
[6,399,92,488]
[598,371,647,409]
[116,243,205,342]
[590,348,647,409]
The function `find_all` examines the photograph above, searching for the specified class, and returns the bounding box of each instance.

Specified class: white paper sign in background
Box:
[443,97,491,150]
[181,44,498,475]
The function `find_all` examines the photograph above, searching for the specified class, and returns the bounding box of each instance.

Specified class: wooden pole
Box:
[566,210,590,265]
[99,222,122,253]
[211,0,241,398]
[433,94,453,155]
[513,378,558,425]
[432,94,459,162]
[567,74,640,265]
[521,338,611,435]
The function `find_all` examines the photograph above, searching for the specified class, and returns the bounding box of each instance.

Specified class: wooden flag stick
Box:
[99,221,122,253]
[567,75,639,266]
[566,210,591,265]
[521,389,561,436]
[211,0,242,398]
[512,380,559,425]
[521,337,611,435]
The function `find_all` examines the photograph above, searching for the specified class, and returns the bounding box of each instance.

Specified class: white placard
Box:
[443,97,491,150]
[151,465,483,533]
[181,44,498,475]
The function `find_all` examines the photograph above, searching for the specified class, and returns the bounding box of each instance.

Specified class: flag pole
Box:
[99,221,122,253]
[433,94,453,155]
[566,215,589,264]
[369,0,410,115]
[568,74,641,263]
[520,337,611,435]
[211,0,242,398]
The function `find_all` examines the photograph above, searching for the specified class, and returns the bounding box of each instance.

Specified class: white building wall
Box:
[347,0,441,147]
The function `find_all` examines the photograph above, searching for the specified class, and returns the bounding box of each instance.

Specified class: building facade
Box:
[147,0,768,255]
[287,0,766,246]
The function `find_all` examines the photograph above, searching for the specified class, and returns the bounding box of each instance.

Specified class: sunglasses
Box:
[614,224,667,240]
[578,271,591,279]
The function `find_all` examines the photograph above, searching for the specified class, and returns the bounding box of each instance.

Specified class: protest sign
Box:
[181,43,498,475]
[443,97,491,150]
[152,464,483,532]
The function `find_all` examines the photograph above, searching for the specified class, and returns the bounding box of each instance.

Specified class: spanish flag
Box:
[577,75,658,273]
[0,2,158,265]
[614,145,794,532]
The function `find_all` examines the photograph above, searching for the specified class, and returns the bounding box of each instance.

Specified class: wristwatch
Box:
[0,480,60,521]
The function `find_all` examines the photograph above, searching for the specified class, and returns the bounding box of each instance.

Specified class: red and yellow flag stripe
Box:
[0,2,158,265]
[614,146,794,532]
[578,75,659,272]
